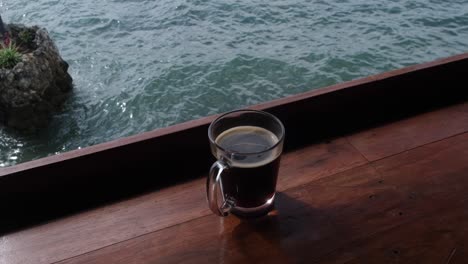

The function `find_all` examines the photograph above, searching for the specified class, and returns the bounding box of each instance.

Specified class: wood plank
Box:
[315,198,468,264]
[372,132,468,200]
[277,138,367,191]
[314,211,458,264]
[436,201,468,264]
[347,102,468,161]
[58,133,468,264]
[0,179,208,264]
[319,132,468,263]
[55,183,428,264]
[56,187,398,264]
[0,138,365,264]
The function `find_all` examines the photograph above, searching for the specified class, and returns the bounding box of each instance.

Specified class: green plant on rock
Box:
[18,30,33,44]
[0,43,22,69]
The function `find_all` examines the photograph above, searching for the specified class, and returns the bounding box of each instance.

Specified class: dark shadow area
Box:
[0,164,212,235]
[227,192,340,263]
[226,185,416,263]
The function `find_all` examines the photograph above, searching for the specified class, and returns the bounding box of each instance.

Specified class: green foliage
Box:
[0,43,22,69]
[18,30,33,44]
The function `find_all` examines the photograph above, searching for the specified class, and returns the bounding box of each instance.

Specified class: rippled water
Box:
[0,0,467,166]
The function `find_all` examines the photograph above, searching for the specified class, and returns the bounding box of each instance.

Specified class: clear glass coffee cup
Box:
[207,109,285,217]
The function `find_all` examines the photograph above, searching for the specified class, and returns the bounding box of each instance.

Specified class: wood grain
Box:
[0,137,365,264]
[277,137,367,191]
[315,212,458,264]
[0,179,208,264]
[320,132,468,264]
[372,132,468,200]
[59,133,468,264]
[347,102,468,161]
[57,186,397,264]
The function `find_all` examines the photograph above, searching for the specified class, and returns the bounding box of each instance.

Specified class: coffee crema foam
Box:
[215,126,280,168]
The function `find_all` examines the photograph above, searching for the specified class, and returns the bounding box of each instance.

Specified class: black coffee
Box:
[215,126,281,208]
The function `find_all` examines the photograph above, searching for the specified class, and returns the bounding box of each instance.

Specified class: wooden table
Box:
[1,100,467,264]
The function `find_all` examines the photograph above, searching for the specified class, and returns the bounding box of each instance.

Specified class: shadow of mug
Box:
[220,192,337,263]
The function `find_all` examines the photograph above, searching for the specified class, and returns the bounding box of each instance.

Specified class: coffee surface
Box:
[216,126,278,152]
[215,125,281,208]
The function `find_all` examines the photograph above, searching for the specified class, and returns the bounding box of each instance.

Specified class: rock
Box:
[0,24,73,132]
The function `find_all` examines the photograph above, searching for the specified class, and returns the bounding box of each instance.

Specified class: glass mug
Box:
[207,110,285,217]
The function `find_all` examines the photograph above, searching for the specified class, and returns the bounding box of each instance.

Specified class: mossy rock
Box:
[0,24,73,132]
[10,26,37,52]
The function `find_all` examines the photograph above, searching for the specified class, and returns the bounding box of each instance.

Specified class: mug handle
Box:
[207,161,236,216]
